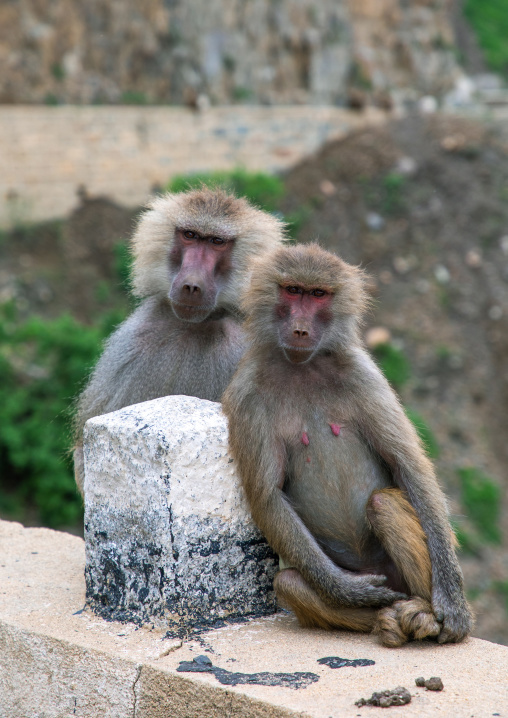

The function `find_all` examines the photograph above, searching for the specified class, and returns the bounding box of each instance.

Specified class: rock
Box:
[418,96,438,114]
[488,305,503,321]
[83,396,278,634]
[434,264,450,284]
[395,156,417,176]
[319,179,336,196]
[465,249,482,268]
[366,212,385,231]
[364,327,391,348]
[393,255,417,274]
[499,236,508,255]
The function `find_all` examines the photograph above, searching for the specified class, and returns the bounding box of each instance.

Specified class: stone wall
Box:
[0,0,460,106]
[0,104,387,227]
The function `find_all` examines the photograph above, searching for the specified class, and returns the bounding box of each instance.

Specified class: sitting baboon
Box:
[222,243,472,647]
[74,188,286,495]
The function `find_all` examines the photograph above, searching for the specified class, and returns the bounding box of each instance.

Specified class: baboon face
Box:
[275,284,334,364]
[168,228,235,323]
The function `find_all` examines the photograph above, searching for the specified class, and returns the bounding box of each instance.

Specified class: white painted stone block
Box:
[83,396,277,634]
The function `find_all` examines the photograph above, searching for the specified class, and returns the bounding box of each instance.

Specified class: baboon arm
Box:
[354,353,472,640]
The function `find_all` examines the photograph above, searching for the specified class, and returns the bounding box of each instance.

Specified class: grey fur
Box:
[73,188,286,495]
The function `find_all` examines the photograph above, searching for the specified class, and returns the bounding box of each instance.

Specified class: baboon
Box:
[222,243,472,647]
[74,188,286,495]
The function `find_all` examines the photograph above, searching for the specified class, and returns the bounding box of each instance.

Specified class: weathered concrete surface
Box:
[84,396,278,632]
[1,519,507,718]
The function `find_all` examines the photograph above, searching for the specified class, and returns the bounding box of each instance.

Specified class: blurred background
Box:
[0,0,507,644]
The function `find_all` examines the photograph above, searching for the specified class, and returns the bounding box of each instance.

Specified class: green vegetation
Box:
[451,519,481,556]
[120,90,148,105]
[464,0,508,77]
[0,303,125,528]
[51,63,65,82]
[372,342,410,390]
[232,86,253,102]
[493,580,508,614]
[372,342,439,459]
[360,172,406,217]
[405,409,440,460]
[166,168,285,213]
[458,466,502,545]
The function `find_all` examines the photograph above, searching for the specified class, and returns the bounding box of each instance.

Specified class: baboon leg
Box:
[274,568,377,632]
[367,488,440,647]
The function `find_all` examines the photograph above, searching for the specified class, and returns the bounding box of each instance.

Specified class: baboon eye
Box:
[311,288,327,297]
[286,286,302,295]
[183,230,197,239]
[210,236,226,246]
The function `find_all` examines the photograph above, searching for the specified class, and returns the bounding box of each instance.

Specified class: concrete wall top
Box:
[1,518,507,718]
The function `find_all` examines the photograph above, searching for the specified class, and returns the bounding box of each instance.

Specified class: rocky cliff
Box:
[0,0,460,106]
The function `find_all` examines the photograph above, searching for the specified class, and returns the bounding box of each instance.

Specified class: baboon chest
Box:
[282,407,391,557]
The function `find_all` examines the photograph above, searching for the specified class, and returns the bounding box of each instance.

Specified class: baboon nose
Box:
[293,328,309,338]
[183,283,201,295]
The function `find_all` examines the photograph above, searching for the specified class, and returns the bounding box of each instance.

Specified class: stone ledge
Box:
[1,519,507,718]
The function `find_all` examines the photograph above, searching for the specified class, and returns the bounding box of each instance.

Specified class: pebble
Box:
[434,264,450,284]
[488,305,503,320]
[365,327,391,348]
[465,249,482,268]
[365,212,385,231]
[319,179,336,196]
[396,156,417,176]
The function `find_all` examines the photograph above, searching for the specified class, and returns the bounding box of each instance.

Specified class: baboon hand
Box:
[433,591,474,644]
[334,573,407,608]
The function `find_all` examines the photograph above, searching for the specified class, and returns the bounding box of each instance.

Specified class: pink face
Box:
[168,229,234,322]
[275,284,333,364]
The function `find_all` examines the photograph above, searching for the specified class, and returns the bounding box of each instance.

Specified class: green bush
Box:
[405,409,440,459]
[0,303,124,528]
[465,0,508,77]
[166,168,285,213]
[372,342,411,389]
[458,466,502,545]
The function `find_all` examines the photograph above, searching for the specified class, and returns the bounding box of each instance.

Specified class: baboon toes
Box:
[375,598,440,647]
[374,605,407,647]
[398,597,440,640]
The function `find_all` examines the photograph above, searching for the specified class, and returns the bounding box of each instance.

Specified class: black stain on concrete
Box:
[177,655,319,689]
[317,656,375,669]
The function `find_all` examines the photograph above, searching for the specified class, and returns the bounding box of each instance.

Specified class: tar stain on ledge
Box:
[317,656,375,669]
[177,654,319,689]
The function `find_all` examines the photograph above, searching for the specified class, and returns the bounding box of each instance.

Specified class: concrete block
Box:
[84,396,278,634]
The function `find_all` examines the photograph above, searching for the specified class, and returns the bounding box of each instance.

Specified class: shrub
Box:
[0,303,124,528]
[405,408,440,459]
[465,0,508,77]
[458,466,502,544]
[372,342,411,389]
